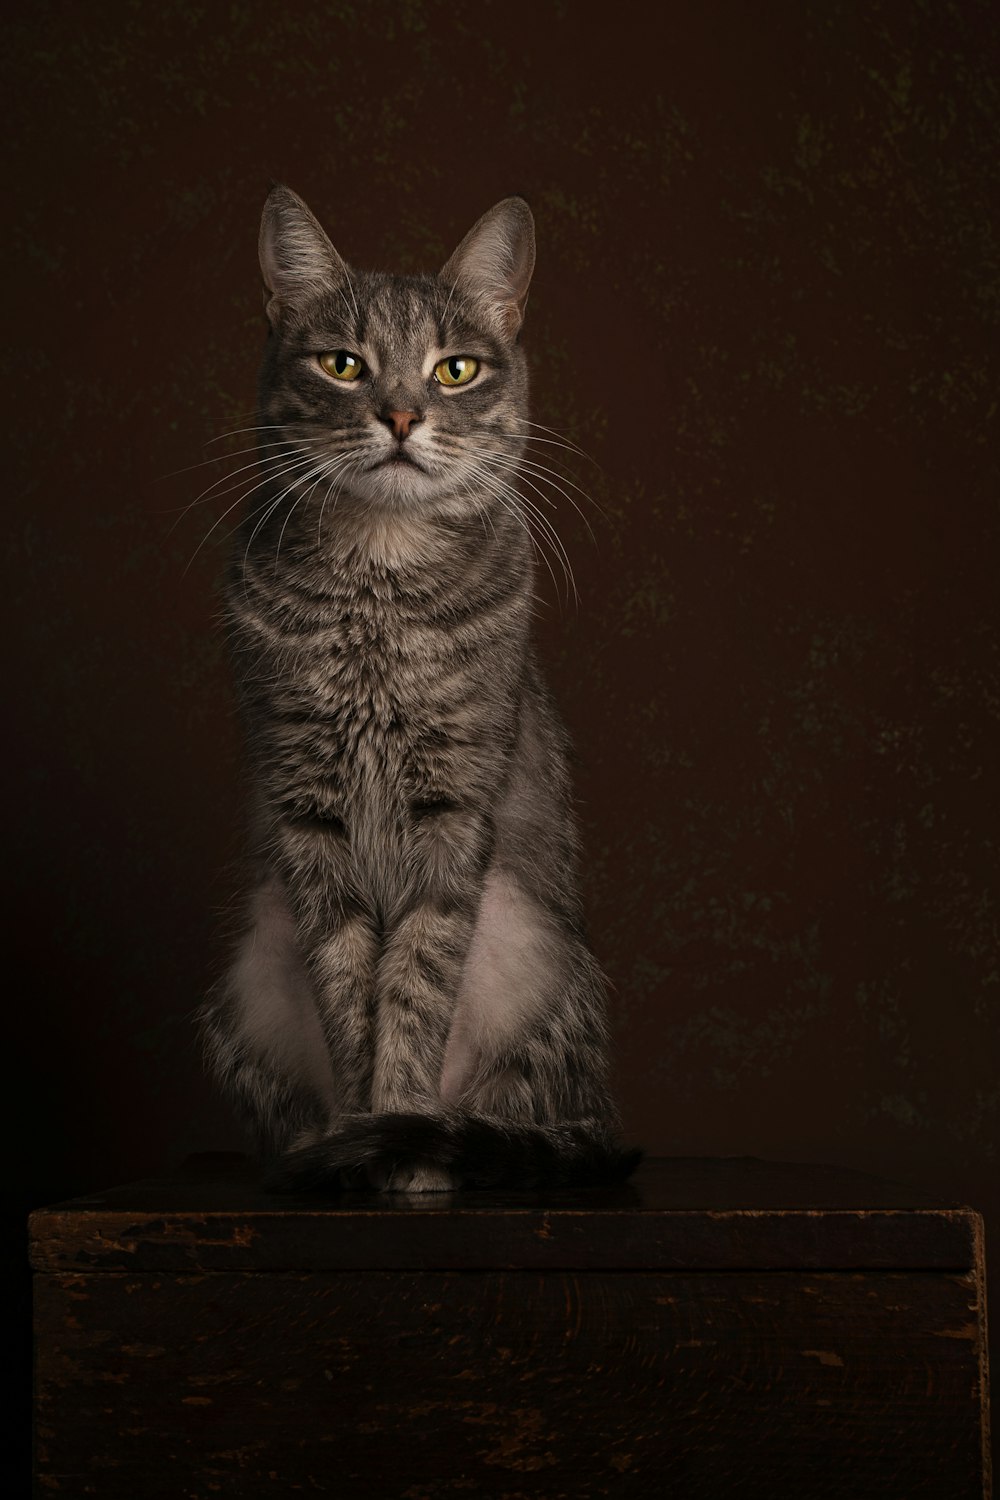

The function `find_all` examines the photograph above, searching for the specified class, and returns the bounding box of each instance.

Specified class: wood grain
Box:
[32,1159,990,1495]
[35,1269,986,1498]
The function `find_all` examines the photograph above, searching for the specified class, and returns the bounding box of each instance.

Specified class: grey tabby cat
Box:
[199,185,638,1191]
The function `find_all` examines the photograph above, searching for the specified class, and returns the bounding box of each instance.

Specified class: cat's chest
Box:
[282,588,445,719]
[241,570,471,757]
[235,556,517,810]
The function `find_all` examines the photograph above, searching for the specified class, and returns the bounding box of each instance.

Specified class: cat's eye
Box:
[319,350,364,381]
[434,356,479,388]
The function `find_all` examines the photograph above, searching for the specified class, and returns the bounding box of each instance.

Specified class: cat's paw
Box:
[377,1162,457,1193]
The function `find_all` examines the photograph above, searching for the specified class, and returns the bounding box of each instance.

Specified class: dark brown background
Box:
[7,0,997,1408]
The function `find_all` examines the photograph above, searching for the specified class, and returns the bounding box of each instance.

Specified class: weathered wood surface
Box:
[32,1159,991,1496]
[35,1269,987,1498]
[28,1154,980,1273]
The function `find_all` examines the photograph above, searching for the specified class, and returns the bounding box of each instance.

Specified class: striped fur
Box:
[199,186,638,1191]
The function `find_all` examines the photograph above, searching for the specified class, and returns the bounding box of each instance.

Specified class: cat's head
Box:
[256,185,535,517]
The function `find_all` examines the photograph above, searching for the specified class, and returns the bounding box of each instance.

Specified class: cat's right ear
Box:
[440,197,536,339]
[258,184,350,324]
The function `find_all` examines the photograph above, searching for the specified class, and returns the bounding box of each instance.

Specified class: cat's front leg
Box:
[277,814,381,1116]
[372,898,479,1112]
[371,803,492,1115]
[305,900,381,1112]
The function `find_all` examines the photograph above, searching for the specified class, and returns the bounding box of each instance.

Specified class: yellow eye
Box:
[319,350,364,381]
[434,356,479,387]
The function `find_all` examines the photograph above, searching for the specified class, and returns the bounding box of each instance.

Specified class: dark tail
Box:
[264,1111,642,1192]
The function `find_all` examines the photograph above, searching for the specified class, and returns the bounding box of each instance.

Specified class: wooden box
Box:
[32,1155,991,1497]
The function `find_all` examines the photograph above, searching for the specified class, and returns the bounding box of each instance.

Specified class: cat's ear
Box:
[440,197,535,339]
[258,184,351,323]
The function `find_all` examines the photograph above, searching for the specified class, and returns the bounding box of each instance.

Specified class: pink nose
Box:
[385,409,421,441]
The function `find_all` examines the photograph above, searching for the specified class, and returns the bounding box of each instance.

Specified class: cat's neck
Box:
[240,480,532,580]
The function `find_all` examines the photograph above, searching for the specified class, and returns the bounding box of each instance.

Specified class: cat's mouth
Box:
[369,450,426,473]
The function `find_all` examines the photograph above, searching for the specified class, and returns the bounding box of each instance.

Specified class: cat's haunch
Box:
[198,186,637,1191]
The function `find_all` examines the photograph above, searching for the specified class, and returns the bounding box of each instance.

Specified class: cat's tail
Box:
[263,1111,642,1192]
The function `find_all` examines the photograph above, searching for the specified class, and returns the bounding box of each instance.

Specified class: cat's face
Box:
[257,190,535,518]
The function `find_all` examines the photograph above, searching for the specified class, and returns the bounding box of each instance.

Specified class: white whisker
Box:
[182,453,319,573]
[316,453,361,550]
[168,447,313,534]
[508,417,593,462]
[274,451,358,572]
[242,458,338,588]
[474,450,599,540]
[159,440,294,485]
[461,457,575,604]
[205,423,301,446]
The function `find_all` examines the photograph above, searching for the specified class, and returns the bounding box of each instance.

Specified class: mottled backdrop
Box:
[8,0,997,1329]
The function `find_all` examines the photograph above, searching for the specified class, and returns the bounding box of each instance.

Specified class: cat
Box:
[198,184,639,1191]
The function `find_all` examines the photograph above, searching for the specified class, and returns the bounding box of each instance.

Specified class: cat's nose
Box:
[381,409,422,442]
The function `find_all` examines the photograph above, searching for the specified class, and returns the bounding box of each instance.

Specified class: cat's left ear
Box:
[440,198,535,339]
[259,183,351,324]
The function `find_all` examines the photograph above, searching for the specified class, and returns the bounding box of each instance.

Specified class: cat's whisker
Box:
[240,449,363,584]
[274,453,355,571]
[273,494,309,575]
[240,506,289,598]
[455,468,498,546]
[479,478,563,601]
[316,454,361,550]
[492,475,579,605]
[464,440,603,522]
[433,434,597,532]
[498,428,599,469]
[462,459,574,604]
[240,490,299,568]
[475,450,600,541]
[513,450,606,521]
[452,442,580,596]
[242,461,335,588]
[279,447,361,560]
[327,281,357,331]
[477,479,499,545]
[169,447,315,535]
[185,488,275,578]
[270,455,358,575]
[205,423,304,446]
[512,501,573,606]
[511,495,579,606]
[159,440,296,484]
[317,468,356,554]
[191,450,319,518]
[510,438,609,516]
[170,441,314,525]
[430,436,577,596]
[183,453,321,572]
[508,417,594,462]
